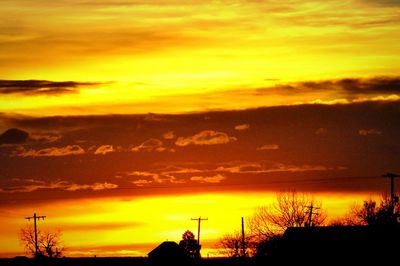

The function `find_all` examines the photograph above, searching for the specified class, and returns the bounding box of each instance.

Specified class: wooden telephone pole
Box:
[383,173,400,214]
[191,217,208,246]
[305,204,319,227]
[241,217,246,257]
[25,213,46,256]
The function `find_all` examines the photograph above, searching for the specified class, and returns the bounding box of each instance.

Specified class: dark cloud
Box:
[0,100,399,205]
[200,77,400,106]
[0,80,103,95]
[265,76,400,97]
[364,0,400,6]
[0,128,29,144]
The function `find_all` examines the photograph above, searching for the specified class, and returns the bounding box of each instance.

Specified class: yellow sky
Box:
[0,0,399,115]
[0,191,378,257]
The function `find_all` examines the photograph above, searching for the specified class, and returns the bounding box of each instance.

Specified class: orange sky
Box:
[0,0,399,258]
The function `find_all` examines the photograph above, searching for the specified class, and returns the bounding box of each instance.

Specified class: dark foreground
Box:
[0,255,393,266]
[3,225,399,265]
[0,257,259,266]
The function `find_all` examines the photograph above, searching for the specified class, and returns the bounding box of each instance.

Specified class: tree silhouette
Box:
[20,225,64,258]
[179,230,200,259]
[332,198,399,226]
[219,231,255,257]
[248,191,326,241]
[247,192,326,256]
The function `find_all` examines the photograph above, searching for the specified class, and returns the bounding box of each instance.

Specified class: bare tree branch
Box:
[248,191,326,242]
[20,225,64,258]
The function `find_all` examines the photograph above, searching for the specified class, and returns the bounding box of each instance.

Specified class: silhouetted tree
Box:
[356,198,399,225]
[20,225,64,258]
[248,191,326,241]
[332,198,399,226]
[179,230,199,259]
[219,231,256,257]
[248,192,326,257]
[329,213,360,226]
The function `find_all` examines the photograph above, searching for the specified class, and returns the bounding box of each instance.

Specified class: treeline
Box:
[218,191,399,257]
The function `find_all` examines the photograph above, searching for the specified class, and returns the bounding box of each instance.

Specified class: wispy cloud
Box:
[358,128,382,136]
[94,145,115,155]
[160,166,203,175]
[216,161,330,174]
[190,174,226,184]
[256,144,279,151]
[213,77,400,108]
[29,132,62,143]
[14,145,85,157]
[128,171,162,183]
[258,77,400,98]
[0,179,118,193]
[0,80,102,95]
[131,179,153,187]
[127,170,185,186]
[175,130,237,146]
[65,182,118,191]
[124,160,334,188]
[234,124,250,131]
[364,0,400,6]
[131,138,167,152]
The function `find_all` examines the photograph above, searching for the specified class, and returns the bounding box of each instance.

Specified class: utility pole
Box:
[305,204,319,227]
[241,217,246,257]
[25,213,46,257]
[191,217,208,246]
[383,172,400,210]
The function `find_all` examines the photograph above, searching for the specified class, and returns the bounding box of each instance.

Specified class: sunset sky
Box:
[0,0,399,258]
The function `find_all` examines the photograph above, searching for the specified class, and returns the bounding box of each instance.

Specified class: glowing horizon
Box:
[0,191,382,258]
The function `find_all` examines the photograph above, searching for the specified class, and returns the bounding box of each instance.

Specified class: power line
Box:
[25,212,46,257]
[305,204,319,227]
[241,217,246,257]
[382,172,400,214]
[0,175,388,203]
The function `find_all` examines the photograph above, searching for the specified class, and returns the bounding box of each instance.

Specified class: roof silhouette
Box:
[148,241,189,261]
[271,225,400,264]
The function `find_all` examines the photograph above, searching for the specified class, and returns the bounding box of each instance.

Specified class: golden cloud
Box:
[1,179,118,193]
[190,174,226,184]
[131,138,167,152]
[15,145,85,157]
[234,124,250,131]
[256,144,279,151]
[162,131,175,140]
[94,145,115,155]
[175,130,237,146]
[358,128,382,136]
